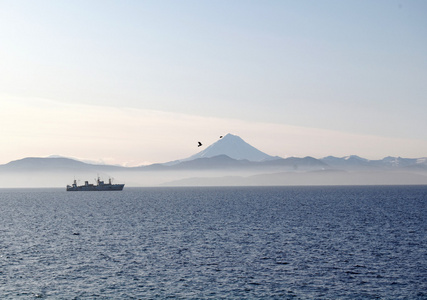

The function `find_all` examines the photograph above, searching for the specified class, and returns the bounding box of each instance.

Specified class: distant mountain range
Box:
[3,154,426,173]
[1,133,425,172]
[0,133,426,187]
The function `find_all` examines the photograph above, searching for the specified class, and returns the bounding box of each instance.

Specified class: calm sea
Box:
[0,186,426,299]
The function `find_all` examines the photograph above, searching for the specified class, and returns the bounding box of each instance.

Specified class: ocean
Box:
[0,186,426,299]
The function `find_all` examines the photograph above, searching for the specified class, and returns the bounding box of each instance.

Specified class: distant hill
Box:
[169,155,253,170]
[135,155,327,172]
[0,157,125,172]
[0,157,127,188]
[320,156,427,170]
[261,156,328,169]
[162,169,427,187]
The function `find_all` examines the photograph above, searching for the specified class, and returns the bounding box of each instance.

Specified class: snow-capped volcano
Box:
[183,133,277,162]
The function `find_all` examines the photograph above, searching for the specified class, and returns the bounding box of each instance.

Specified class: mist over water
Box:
[1,186,426,298]
[1,167,427,188]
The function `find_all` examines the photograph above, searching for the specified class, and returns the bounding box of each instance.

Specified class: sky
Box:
[1,0,426,166]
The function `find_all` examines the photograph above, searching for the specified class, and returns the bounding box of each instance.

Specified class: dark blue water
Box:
[0,186,426,299]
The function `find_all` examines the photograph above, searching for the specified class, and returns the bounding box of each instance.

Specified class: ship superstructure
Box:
[66,177,124,191]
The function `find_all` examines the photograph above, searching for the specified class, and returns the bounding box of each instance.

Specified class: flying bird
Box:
[198,141,202,147]
[220,136,223,138]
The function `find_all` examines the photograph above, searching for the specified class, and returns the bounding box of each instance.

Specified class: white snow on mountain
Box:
[343,155,368,161]
[181,133,277,163]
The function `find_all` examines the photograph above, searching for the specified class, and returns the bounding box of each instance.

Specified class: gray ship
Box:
[67,177,124,191]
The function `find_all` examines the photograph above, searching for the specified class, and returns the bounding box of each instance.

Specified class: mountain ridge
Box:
[1,154,426,173]
[0,134,426,187]
[0,157,125,172]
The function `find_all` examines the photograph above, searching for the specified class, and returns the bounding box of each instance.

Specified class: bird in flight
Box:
[198,141,202,147]
[219,136,223,138]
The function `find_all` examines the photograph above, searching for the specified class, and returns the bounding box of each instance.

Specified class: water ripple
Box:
[0,186,426,299]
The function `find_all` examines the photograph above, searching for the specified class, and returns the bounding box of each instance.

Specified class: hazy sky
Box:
[1,0,426,166]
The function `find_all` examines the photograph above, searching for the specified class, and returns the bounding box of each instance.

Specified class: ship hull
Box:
[66,178,125,191]
[66,184,124,191]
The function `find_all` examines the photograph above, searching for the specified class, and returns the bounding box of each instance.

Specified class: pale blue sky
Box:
[1,0,426,165]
